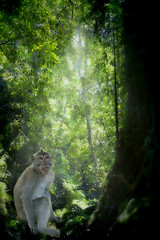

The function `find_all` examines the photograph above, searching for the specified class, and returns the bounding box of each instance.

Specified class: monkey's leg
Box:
[22,198,37,234]
[36,198,60,237]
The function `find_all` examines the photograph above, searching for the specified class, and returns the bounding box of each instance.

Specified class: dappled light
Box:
[0,0,159,240]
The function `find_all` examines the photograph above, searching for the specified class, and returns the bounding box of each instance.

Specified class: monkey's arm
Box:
[19,167,38,234]
[31,172,53,200]
[14,166,34,221]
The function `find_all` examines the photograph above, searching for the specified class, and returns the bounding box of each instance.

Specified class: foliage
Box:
[60,204,97,239]
[1,0,152,240]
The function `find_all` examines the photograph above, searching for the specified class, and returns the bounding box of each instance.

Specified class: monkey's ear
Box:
[31,155,34,161]
[40,148,44,152]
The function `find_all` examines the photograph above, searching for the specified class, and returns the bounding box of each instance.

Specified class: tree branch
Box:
[0,179,7,184]
[0,35,27,46]
[0,39,11,46]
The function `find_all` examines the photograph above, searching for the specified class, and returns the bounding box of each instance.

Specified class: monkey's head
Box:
[32,149,52,175]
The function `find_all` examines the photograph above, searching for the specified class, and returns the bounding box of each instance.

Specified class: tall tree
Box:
[78,29,98,170]
[113,31,119,145]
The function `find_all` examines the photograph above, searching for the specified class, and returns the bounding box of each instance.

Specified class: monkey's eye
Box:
[44,155,50,160]
[37,155,44,161]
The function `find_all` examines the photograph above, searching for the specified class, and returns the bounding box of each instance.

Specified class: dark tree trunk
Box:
[87,1,160,239]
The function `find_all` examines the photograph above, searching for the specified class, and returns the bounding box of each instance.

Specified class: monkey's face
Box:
[32,149,52,174]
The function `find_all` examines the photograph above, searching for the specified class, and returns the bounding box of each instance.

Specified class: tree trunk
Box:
[32,51,39,81]
[88,2,159,240]
[78,30,97,170]
[113,31,119,145]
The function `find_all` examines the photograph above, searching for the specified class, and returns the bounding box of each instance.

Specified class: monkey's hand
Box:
[55,216,62,224]
[49,214,62,224]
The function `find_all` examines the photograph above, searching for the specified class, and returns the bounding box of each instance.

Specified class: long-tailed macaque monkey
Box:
[14,149,60,237]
